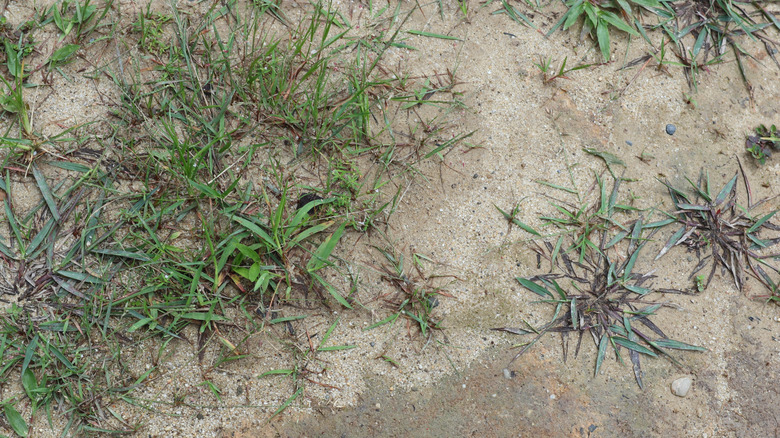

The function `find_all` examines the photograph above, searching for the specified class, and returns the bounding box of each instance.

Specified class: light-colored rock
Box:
[671,377,692,397]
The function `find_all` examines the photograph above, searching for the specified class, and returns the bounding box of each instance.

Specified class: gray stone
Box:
[671,377,692,397]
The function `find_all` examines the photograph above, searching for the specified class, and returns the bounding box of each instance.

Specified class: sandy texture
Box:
[1,0,780,437]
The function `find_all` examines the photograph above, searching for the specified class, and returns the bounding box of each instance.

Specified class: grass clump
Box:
[366,246,454,343]
[548,0,662,62]
[656,166,780,294]
[532,56,597,83]
[653,0,780,93]
[497,228,705,388]
[495,169,705,387]
[0,0,471,432]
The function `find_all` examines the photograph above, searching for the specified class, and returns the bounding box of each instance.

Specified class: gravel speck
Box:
[666,124,676,135]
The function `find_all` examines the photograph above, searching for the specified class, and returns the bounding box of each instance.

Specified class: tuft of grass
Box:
[496,229,706,388]
[537,169,639,263]
[494,0,780,95]
[656,166,780,293]
[365,246,455,342]
[547,0,661,62]
[257,316,356,419]
[496,166,708,387]
[0,0,472,433]
[532,56,597,83]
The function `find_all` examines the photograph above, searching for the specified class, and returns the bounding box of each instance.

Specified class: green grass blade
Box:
[230,215,276,250]
[307,222,346,272]
[258,369,294,378]
[605,230,629,249]
[270,387,303,420]
[407,30,461,40]
[309,271,352,308]
[623,284,651,295]
[497,0,539,30]
[318,345,358,351]
[714,174,737,205]
[595,334,608,377]
[22,334,38,376]
[517,277,552,297]
[747,210,777,233]
[32,165,60,222]
[4,200,26,257]
[613,337,657,356]
[535,180,577,194]
[653,339,707,351]
[496,205,540,236]
[91,248,152,262]
[656,226,685,260]
[623,243,645,281]
[4,403,28,437]
[596,19,611,62]
[364,312,400,330]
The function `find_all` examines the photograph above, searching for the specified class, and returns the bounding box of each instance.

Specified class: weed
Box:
[656,165,780,293]
[532,167,639,263]
[489,0,538,30]
[746,124,779,165]
[532,56,596,83]
[258,316,356,418]
[47,0,99,40]
[132,4,172,55]
[655,0,780,93]
[223,178,352,309]
[0,75,32,138]
[0,1,472,432]
[547,0,663,62]
[366,246,453,342]
[496,166,710,386]
[496,227,705,388]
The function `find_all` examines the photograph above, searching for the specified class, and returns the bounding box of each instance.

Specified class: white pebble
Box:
[671,377,692,397]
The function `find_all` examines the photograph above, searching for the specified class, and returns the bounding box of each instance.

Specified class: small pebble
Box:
[375,403,381,410]
[671,377,692,397]
[666,124,676,135]
[625,140,633,146]
[503,368,512,380]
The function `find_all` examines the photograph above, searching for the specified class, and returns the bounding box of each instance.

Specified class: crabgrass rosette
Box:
[496,235,705,388]
[657,167,780,294]
[496,171,706,387]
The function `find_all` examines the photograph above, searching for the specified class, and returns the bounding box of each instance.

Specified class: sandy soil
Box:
[1,0,780,437]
